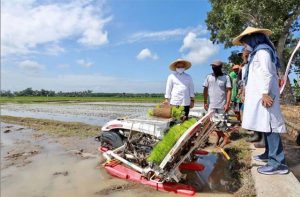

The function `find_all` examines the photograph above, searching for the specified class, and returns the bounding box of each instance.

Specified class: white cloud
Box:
[127,25,207,43]
[77,59,94,68]
[1,0,112,57]
[136,48,158,60]
[179,32,218,64]
[46,43,65,55]
[18,60,45,73]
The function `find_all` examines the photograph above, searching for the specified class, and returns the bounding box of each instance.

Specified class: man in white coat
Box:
[164,59,195,120]
[233,27,288,175]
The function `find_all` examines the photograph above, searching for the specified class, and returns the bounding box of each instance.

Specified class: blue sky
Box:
[1,0,285,93]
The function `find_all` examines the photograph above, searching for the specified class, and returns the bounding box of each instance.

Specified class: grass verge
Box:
[225,133,256,197]
[0,115,100,138]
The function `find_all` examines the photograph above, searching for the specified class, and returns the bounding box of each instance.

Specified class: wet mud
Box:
[1,122,234,197]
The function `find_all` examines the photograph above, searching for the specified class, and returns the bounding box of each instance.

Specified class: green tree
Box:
[206,0,300,104]
[293,79,300,97]
[222,63,233,75]
[228,50,243,65]
[18,88,34,96]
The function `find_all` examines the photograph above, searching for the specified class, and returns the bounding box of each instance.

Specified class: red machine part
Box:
[193,149,209,156]
[179,162,205,171]
[99,146,108,152]
[99,146,208,196]
[104,162,196,196]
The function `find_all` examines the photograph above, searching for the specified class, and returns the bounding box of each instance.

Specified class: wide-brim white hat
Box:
[232,26,273,45]
[169,59,192,71]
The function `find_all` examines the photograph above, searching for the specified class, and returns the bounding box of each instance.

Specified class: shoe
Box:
[246,131,261,142]
[257,164,289,175]
[253,154,268,162]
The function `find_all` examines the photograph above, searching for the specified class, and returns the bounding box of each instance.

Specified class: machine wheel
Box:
[100,131,124,149]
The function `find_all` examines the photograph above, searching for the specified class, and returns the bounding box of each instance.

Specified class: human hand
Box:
[162,99,169,105]
[224,103,230,112]
[204,103,209,111]
[241,94,245,103]
[262,94,273,108]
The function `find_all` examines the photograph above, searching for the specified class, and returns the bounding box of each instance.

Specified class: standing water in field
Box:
[1,102,205,126]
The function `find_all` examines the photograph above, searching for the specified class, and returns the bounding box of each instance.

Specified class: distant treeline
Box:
[0,88,203,98]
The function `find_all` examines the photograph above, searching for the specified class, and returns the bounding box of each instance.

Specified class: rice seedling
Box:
[147,118,197,164]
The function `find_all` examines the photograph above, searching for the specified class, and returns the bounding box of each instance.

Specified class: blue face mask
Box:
[176,68,185,74]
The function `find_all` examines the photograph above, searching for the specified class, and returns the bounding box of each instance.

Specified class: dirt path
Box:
[281,105,300,181]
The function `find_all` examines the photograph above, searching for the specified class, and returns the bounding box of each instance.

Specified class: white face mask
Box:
[176,68,185,74]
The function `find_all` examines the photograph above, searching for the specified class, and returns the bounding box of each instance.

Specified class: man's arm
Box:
[164,75,173,105]
[203,87,209,111]
[224,75,232,112]
[202,75,209,111]
[189,77,195,108]
[224,88,232,112]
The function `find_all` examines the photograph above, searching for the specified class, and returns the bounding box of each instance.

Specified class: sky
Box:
[0,0,277,93]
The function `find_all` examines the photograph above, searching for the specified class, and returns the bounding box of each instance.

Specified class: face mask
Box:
[176,68,185,74]
[212,66,223,77]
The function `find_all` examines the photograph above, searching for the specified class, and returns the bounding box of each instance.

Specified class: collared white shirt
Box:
[165,72,195,106]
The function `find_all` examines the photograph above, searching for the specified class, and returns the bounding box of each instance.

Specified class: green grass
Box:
[224,135,256,196]
[147,118,197,164]
[0,96,204,103]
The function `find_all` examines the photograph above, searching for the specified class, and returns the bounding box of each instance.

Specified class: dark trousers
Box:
[183,106,190,117]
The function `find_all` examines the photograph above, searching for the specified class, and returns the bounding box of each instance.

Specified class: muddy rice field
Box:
[1,102,299,196]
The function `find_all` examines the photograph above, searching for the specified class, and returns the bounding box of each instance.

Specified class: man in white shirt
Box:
[164,59,195,120]
[203,60,232,147]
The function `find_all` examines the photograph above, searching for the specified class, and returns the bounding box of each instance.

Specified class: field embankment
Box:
[0,116,100,138]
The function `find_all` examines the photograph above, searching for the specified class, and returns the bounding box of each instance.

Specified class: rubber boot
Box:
[246,131,261,142]
[254,132,265,148]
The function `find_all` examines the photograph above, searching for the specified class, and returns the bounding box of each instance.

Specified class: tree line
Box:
[0,88,167,97]
[0,88,205,98]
